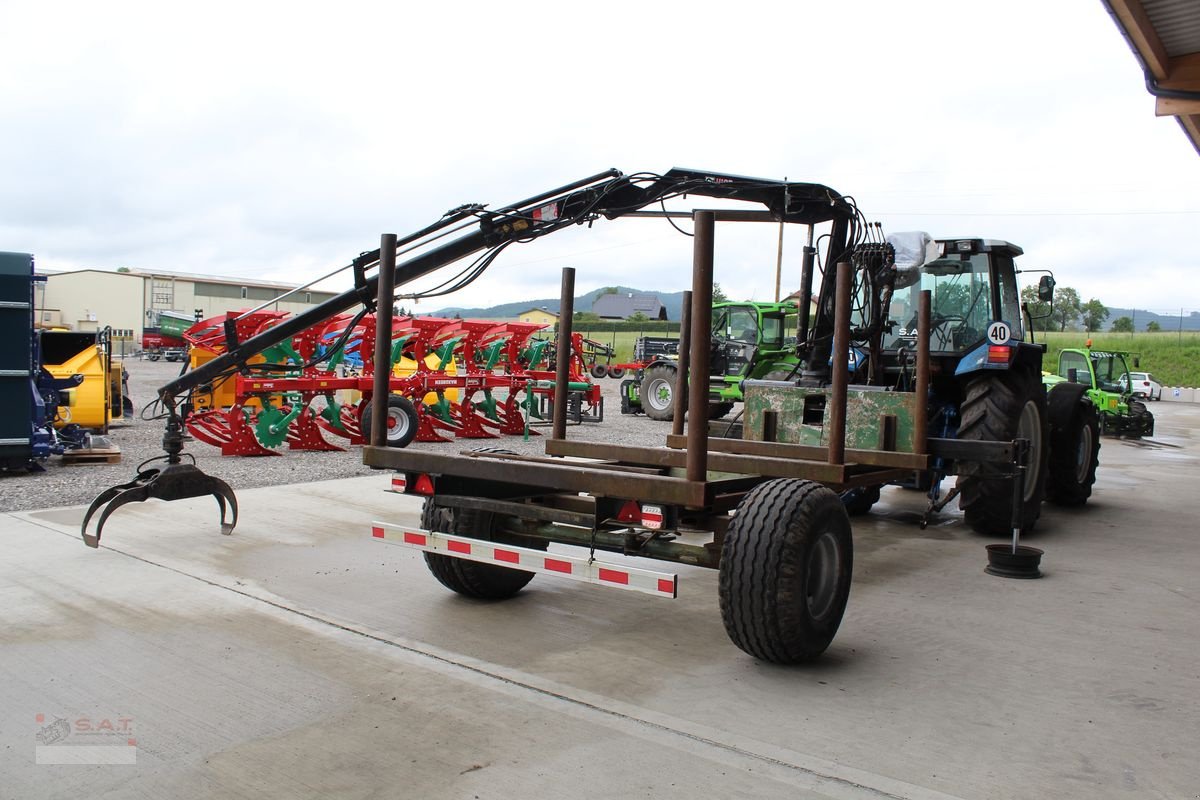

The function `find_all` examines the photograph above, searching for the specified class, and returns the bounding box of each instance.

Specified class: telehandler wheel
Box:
[1127,400,1153,438]
[957,369,1049,536]
[707,402,735,420]
[719,479,853,663]
[421,501,543,600]
[641,365,677,421]
[360,394,419,448]
[1045,385,1100,507]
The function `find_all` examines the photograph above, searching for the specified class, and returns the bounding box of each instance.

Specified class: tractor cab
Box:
[883,238,1025,358]
[710,301,797,378]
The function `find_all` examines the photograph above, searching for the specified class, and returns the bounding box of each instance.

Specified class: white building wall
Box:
[39,271,144,338]
[41,269,340,346]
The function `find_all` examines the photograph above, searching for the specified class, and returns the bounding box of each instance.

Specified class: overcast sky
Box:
[3,0,1198,314]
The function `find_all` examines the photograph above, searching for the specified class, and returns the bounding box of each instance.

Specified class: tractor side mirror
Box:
[1037,275,1055,302]
[1067,368,1078,383]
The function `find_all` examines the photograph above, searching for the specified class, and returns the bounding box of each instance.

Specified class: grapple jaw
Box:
[81,463,239,548]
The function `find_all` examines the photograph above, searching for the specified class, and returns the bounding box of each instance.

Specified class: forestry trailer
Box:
[82,168,1099,663]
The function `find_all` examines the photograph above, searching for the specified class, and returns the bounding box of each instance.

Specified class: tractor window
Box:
[711,309,729,339]
[727,308,758,343]
[1058,351,1090,383]
[884,253,993,352]
[760,313,785,347]
[992,254,1023,338]
[1091,353,1130,393]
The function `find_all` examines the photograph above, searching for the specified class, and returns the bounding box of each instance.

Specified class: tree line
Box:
[1019,286,1159,333]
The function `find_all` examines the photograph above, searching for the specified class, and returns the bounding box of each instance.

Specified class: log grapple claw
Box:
[81,463,239,548]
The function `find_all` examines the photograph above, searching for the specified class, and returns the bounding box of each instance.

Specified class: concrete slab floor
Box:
[2,403,1198,799]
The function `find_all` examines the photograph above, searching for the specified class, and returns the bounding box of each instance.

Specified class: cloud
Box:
[2,0,1198,313]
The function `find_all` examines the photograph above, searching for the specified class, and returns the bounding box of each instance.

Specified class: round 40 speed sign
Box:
[986,321,1012,346]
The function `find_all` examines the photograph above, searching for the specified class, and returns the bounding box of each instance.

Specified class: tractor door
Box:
[712,305,759,378]
[1057,350,1095,388]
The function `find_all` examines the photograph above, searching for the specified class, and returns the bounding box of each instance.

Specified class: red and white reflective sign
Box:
[389,474,407,494]
[370,521,677,599]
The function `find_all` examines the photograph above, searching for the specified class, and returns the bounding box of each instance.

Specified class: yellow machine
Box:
[39,330,127,431]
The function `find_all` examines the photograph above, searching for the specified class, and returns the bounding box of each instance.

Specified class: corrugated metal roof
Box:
[1104,0,1200,156]
[1142,0,1200,56]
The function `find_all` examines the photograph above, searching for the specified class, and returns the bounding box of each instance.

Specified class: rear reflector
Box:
[389,473,407,494]
[617,500,640,523]
[413,474,435,495]
[371,521,678,598]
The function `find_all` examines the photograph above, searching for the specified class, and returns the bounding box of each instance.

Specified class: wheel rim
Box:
[646,379,671,411]
[1018,399,1043,503]
[386,407,410,442]
[1074,422,1094,483]
[806,530,841,620]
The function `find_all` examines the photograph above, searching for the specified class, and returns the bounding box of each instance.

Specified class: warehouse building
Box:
[36,267,337,349]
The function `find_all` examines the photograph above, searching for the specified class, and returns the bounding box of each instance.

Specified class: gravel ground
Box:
[0,358,681,513]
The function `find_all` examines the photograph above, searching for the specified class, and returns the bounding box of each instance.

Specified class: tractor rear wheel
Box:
[1046,385,1100,506]
[719,479,853,663]
[421,500,542,600]
[641,365,677,421]
[957,369,1049,535]
[360,395,419,448]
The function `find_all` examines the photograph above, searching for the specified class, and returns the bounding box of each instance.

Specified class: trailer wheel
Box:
[641,365,677,421]
[719,479,853,663]
[589,363,608,379]
[607,367,625,379]
[1046,384,1100,506]
[957,369,1049,535]
[360,395,419,448]
[421,501,542,600]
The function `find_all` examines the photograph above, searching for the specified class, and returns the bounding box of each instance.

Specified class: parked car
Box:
[1119,371,1163,400]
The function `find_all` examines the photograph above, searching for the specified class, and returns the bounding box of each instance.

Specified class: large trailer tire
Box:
[641,365,677,421]
[421,501,541,600]
[360,395,419,448]
[1045,385,1100,507]
[956,369,1049,535]
[719,479,853,663]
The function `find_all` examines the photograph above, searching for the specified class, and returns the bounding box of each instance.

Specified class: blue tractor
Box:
[807,235,1099,532]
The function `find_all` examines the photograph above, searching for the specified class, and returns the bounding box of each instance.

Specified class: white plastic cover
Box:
[887,231,939,289]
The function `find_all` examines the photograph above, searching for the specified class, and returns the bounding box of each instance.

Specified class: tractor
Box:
[622,299,800,421]
[1044,347,1153,438]
[740,234,1102,531]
